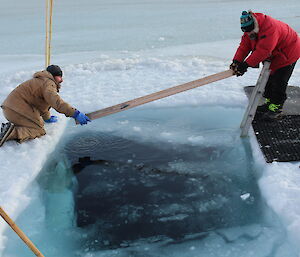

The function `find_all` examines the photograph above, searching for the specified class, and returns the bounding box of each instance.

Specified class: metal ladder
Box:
[240,61,271,137]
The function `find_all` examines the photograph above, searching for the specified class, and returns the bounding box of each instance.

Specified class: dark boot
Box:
[0,122,15,147]
[256,98,270,114]
[261,103,283,121]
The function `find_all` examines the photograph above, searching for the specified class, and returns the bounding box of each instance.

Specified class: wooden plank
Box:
[86,70,233,121]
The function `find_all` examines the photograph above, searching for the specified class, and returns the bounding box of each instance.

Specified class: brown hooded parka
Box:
[1,70,76,142]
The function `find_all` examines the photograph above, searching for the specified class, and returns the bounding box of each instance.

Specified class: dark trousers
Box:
[263,62,297,105]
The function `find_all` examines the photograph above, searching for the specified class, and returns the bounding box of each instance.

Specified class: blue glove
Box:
[72,110,91,125]
[45,115,58,123]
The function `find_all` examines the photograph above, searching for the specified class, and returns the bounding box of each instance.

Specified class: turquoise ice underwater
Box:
[1,0,300,256]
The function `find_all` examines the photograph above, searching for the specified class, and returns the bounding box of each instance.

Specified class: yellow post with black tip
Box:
[0,206,45,257]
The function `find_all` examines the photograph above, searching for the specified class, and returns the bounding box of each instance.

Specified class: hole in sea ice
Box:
[62,129,261,250]
[36,106,272,254]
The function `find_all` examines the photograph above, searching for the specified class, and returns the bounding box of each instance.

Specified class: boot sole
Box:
[261,113,283,121]
[0,124,15,147]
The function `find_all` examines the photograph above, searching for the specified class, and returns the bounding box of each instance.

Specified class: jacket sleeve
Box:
[245,27,278,67]
[42,82,76,117]
[41,109,51,121]
[233,34,252,62]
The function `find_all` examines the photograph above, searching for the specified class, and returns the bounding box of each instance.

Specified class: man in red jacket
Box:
[230,11,300,119]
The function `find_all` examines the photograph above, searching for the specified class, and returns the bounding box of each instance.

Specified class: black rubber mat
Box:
[244,86,300,115]
[252,114,300,163]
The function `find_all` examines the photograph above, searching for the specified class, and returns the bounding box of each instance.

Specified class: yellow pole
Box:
[0,206,45,257]
[45,0,49,68]
[48,0,54,67]
[45,0,54,68]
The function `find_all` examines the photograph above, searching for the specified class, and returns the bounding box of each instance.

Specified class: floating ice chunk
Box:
[158,214,189,222]
[187,135,205,143]
[217,224,262,242]
[240,193,250,201]
[133,126,141,132]
[197,195,229,213]
[153,203,193,216]
[161,131,172,137]
[118,120,129,125]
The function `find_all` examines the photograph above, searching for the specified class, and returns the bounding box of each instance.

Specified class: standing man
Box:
[0,65,91,147]
[230,11,300,119]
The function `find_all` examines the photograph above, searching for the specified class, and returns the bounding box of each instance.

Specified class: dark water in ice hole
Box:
[37,106,265,252]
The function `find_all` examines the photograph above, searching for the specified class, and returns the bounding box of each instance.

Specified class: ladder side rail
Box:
[240,62,270,128]
[240,62,271,137]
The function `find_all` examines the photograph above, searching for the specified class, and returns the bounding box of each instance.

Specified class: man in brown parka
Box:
[0,65,91,147]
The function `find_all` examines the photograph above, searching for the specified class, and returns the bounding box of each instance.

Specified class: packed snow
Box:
[1,0,300,256]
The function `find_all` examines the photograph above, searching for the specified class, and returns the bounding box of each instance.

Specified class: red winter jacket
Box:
[233,13,300,73]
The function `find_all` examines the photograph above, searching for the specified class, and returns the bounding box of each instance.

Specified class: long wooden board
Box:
[85,69,233,121]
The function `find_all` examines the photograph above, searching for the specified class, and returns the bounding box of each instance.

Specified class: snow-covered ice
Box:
[1,0,300,256]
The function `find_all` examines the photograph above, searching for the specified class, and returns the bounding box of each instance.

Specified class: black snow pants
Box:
[263,61,297,105]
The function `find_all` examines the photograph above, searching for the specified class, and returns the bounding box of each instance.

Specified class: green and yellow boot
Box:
[256,98,270,114]
[262,103,283,120]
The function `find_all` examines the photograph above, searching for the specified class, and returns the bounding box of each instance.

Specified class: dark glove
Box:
[72,110,91,125]
[229,60,241,71]
[44,115,58,123]
[235,61,249,76]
